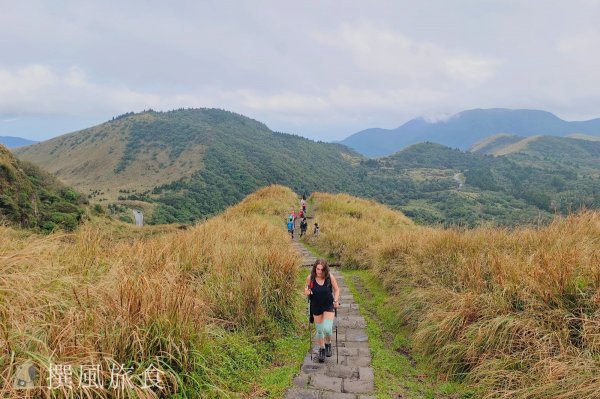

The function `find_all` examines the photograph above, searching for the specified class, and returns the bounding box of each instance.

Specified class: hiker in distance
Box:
[300,217,308,237]
[305,259,340,362]
[287,218,295,239]
[291,210,297,228]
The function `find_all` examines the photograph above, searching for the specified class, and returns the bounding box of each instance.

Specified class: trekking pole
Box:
[335,307,339,364]
[308,298,312,361]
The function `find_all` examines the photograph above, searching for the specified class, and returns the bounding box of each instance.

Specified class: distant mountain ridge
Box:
[0,136,37,148]
[13,108,600,227]
[341,108,600,157]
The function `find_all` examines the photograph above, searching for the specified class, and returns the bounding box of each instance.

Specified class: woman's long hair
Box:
[310,259,330,282]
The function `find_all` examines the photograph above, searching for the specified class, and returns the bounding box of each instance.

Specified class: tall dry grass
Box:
[1,185,299,398]
[310,192,600,398]
[305,193,413,268]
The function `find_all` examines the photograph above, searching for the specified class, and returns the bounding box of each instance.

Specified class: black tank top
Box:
[311,276,333,308]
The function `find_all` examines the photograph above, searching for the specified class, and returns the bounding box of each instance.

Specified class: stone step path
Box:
[290,220,318,267]
[285,266,375,399]
[291,240,318,267]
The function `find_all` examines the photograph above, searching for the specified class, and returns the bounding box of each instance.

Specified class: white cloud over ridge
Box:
[1,1,600,141]
[0,65,216,117]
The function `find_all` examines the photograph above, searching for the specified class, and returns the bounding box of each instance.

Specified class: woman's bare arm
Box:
[304,274,312,296]
[330,273,340,306]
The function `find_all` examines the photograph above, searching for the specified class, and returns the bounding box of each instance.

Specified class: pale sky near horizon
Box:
[1,0,600,141]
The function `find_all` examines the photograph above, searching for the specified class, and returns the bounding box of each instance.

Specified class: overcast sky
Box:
[2,0,600,141]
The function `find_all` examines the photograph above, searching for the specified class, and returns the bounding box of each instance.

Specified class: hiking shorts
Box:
[311,303,334,316]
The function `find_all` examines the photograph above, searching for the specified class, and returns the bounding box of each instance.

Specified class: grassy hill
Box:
[0,144,85,231]
[472,133,600,164]
[362,138,600,225]
[14,111,208,202]
[469,135,600,215]
[16,109,365,224]
[307,192,600,399]
[497,135,600,170]
[468,133,524,155]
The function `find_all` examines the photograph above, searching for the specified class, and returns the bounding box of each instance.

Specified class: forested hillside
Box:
[0,144,85,231]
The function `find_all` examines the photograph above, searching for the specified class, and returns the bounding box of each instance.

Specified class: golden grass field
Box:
[1,185,304,398]
[4,184,600,398]
[306,192,600,398]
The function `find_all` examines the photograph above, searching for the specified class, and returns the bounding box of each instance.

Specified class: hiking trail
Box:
[285,220,375,399]
[290,231,317,267]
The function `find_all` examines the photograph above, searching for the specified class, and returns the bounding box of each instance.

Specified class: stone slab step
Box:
[287,235,374,398]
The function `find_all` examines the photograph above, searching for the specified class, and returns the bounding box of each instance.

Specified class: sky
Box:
[1,0,600,142]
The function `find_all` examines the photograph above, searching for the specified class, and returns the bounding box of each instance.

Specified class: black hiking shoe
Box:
[318,347,326,363]
[325,343,332,357]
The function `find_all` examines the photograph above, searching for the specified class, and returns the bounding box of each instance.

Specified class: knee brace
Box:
[322,319,334,337]
[314,322,324,339]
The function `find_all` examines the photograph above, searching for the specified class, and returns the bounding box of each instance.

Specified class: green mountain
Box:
[15,109,365,224]
[14,109,600,227]
[494,135,600,170]
[370,137,600,224]
[341,108,600,157]
[472,133,600,173]
[0,144,86,231]
[357,142,553,226]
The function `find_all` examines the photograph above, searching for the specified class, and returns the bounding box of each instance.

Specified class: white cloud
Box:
[315,23,500,86]
[0,64,217,116]
[2,2,600,141]
[327,86,448,109]
[232,90,328,112]
[229,86,448,114]
[444,56,499,85]
[0,65,57,95]
[557,29,600,57]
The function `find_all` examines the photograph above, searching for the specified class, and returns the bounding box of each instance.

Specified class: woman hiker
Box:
[305,259,340,362]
